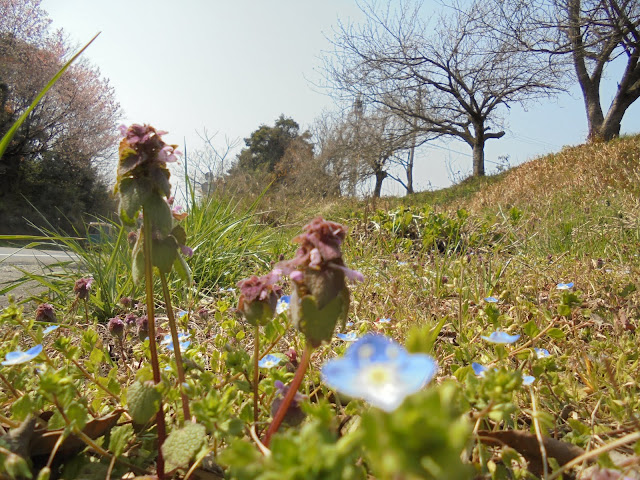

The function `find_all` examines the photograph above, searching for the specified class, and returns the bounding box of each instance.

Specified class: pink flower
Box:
[73,277,93,300]
[158,145,179,163]
[171,203,188,221]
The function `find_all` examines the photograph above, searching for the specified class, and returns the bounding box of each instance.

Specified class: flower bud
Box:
[108,317,125,339]
[136,315,149,341]
[236,272,281,326]
[276,218,362,347]
[35,303,57,323]
[73,277,93,300]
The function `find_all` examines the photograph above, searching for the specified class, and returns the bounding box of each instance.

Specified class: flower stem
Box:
[253,325,260,426]
[142,208,165,479]
[83,297,89,324]
[160,271,191,421]
[262,345,312,447]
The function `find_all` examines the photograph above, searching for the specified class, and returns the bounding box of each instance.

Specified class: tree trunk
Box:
[581,83,606,142]
[597,88,638,141]
[472,141,485,177]
[406,141,415,195]
[373,169,387,198]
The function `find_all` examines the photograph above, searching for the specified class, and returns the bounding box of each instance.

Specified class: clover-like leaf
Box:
[162,421,207,472]
[126,380,161,425]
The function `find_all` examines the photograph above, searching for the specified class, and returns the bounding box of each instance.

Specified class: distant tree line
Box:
[0,0,120,234]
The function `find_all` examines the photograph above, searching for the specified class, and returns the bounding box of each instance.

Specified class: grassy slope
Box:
[330,135,640,473]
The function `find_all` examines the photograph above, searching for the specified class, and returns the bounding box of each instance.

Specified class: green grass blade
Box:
[0,33,100,160]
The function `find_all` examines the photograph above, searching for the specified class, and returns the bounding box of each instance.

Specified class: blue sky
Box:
[42,0,639,194]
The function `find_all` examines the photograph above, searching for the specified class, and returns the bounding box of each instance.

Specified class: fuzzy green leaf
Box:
[144,193,173,236]
[173,254,192,285]
[127,381,161,425]
[162,421,207,472]
[152,235,179,274]
[109,423,134,457]
[294,287,349,348]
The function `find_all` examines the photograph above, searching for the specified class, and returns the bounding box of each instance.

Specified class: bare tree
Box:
[486,0,639,141]
[323,0,562,176]
[314,103,420,197]
[189,129,240,198]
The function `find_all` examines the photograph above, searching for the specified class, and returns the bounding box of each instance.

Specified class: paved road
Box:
[0,247,80,308]
[0,246,78,265]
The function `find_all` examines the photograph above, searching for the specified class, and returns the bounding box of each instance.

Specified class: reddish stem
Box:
[160,272,191,421]
[142,208,165,479]
[262,345,312,447]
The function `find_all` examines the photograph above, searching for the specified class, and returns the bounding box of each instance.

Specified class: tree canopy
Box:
[0,0,120,233]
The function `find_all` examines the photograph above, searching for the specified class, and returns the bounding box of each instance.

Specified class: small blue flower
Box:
[472,362,489,377]
[321,334,438,412]
[162,333,191,352]
[481,331,521,344]
[258,354,282,369]
[177,310,188,319]
[43,325,59,335]
[166,341,191,352]
[336,332,359,342]
[534,348,550,358]
[2,345,43,365]
[345,321,354,327]
[376,317,392,323]
[522,375,535,386]
[556,282,574,290]
[276,295,290,315]
[484,296,498,303]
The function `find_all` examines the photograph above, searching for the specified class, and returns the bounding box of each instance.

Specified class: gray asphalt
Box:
[0,247,78,265]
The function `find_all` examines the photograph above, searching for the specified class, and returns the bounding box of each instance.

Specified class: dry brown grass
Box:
[469,135,640,212]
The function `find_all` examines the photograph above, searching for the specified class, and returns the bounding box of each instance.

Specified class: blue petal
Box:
[276,295,291,314]
[258,354,282,368]
[556,282,574,290]
[43,325,59,335]
[534,348,550,358]
[343,334,406,365]
[472,362,488,376]
[336,332,359,342]
[2,344,43,365]
[321,357,360,397]
[377,317,392,323]
[481,331,521,344]
[166,341,190,352]
[162,332,190,345]
[484,296,498,303]
[522,375,535,386]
